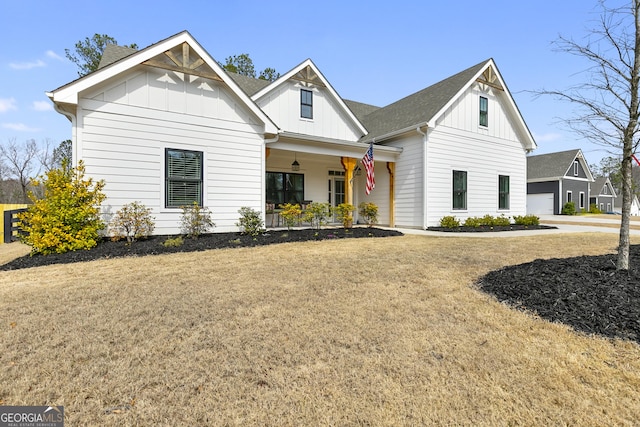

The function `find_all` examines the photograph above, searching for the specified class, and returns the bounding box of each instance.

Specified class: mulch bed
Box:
[427,225,557,232]
[478,245,640,344]
[0,227,402,271]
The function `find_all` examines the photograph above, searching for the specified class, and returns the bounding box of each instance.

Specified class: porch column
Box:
[387,162,395,227]
[341,157,357,205]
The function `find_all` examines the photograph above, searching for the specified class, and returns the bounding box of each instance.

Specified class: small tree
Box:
[65,34,138,77]
[279,203,302,230]
[303,202,331,230]
[109,201,155,242]
[18,160,106,255]
[358,202,379,227]
[180,202,214,238]
[237,206,264,236]
[334,203,355,228]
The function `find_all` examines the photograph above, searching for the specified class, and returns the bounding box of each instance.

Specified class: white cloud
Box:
[33,100,53,111]
[1,123,40,132]
[46,50,64,61]
[532,132,562,143]
[0,98,17,113]
[9,59,46,70]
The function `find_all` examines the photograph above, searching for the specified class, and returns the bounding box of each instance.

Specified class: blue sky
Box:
[0,0,620,166]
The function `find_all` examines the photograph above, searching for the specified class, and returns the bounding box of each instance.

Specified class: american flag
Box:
[362,142,375,195]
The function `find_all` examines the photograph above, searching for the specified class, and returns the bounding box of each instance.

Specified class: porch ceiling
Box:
[268,132,401,162]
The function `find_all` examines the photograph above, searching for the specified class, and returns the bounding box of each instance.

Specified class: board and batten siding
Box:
[76,66,266,234]
[256,81,362,142]
[424,84,528,226]
[385,135,424,228]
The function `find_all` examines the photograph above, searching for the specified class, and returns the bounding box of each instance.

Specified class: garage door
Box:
[527,193,554,215]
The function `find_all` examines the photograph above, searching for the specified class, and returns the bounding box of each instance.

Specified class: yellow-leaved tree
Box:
[18,160,106,255]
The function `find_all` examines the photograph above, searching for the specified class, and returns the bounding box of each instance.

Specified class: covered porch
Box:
[264,134,401,227]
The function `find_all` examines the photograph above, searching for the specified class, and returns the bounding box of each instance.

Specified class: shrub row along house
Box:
[47,31,537,234]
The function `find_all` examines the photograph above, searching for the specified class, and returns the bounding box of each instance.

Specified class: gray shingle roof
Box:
[593,177,609,193]
[343,100,381,122]
[527,149,581,180]
[98,44,138,69]
[226,72,271,96]
[357,59,490,142]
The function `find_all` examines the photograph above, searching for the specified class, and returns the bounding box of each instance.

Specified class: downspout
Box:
[416,124,428,229]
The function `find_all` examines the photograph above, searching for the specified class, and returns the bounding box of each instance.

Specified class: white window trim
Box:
[573,160,579,176]
[579,191,585,209]
[498,174,510,210]
[452,169,468,211]
[567,191,573,203]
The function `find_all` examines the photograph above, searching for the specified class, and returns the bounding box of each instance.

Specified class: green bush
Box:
[279,203,302,230]
[180,202,215,238]
[18,160,106,255]
[109,201,155,242]
[589,203,602,214]
[513,214,540,226]
[236,206,264,236]
[463,216,483,227]
[493,214,511,226]
[439,215,460,228]
[163,236,184,247]
[561,201,576,215]
[303,202,331,230]
[358,202,379,226]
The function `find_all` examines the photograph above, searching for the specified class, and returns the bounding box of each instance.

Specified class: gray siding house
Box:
[527,149,594,215]
[590,177,617,213]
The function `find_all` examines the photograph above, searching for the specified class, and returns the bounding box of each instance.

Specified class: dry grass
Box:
[1,234,640,426]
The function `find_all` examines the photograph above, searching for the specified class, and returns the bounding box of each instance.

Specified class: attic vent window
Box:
[573,160,579,176]
[479,96,488,127]
[301,89,313,119]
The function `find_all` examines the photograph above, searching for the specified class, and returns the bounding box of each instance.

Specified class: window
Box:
[579,192,585,210]
[479,96,488,127]
[453,170,467,210]
[266,172,304,206]
[165,148,203,208]
[498,175,510,209]
[573,160,579,176]
[603,186,608,195]
[567,191,572,203]
[301,89,313,119]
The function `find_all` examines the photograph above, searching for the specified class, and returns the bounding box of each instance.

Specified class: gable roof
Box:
[359,60,487,141]
[227,72,271,97]
[357,59,536,151]
[47,31,278,135]
[593,176,617,197]
[251,58,369,136]
[527,149,594,181]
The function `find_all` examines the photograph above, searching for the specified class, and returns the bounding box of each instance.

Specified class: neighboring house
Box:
[47,31,536,234]
[527,149,595,215]
[590,177,617,213]
[614,194,640,216]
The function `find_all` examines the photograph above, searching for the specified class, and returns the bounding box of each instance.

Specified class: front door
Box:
[328,171,345,222]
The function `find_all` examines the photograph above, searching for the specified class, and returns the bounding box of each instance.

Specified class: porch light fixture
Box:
[291,153,300,171]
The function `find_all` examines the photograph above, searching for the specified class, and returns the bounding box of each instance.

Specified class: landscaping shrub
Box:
[109,201,155,242]
[279,203,302,230]
[303,202,331,230]
[562,201,576,215]
[463,216,483,227]
[513,214,540,226]
[358,202,379,226]
[439,215,460,228]
[18,160,106,255]
[180,202,215,238]
[236,207,264,236]
[163,236,184,247]
[589,203,602,214]
[493,214,511,226]
[334,203,355,228]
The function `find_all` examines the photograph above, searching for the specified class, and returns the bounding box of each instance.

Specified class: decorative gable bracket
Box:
[142,42,223,82]
[476,66,504,91]
[291,65,326,88]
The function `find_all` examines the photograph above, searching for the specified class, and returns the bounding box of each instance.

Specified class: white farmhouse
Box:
[47,31,536,234]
